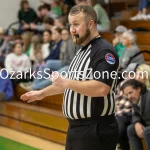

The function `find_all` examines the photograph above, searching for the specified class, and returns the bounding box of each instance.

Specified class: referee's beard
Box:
[74,28,91,45]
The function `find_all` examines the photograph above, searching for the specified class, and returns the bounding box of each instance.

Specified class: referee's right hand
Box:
[20,90,45,103]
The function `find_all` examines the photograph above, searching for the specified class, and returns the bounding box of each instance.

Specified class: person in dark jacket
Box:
[18,0,37,32]
[121,79,150,150]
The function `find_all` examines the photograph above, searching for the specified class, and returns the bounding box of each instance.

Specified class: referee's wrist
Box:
[65,79,71,89]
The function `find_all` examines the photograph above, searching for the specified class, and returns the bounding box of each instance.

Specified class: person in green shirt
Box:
[113,25,127,58]
[87,0,110,32]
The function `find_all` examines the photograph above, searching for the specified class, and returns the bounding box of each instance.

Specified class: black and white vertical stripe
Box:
[62,45,117,120]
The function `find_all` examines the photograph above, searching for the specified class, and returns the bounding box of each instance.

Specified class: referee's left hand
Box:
[50,72,69,89]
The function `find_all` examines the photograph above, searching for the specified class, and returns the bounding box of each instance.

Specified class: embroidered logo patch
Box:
[105,53,116,64]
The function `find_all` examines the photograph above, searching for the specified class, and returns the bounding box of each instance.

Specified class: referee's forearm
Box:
[41,84,65,97]
[66,80,110,97]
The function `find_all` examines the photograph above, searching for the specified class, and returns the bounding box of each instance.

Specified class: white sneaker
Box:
[146,14,150,20]
[130,14,142,21]
[140,14,149,20]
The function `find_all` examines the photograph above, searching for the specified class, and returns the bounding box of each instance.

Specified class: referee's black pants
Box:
[66,114,119,150]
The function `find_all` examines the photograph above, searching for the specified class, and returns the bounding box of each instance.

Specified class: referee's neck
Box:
[82,31,100,46]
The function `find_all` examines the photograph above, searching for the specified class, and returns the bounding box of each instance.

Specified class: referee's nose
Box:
[70,26,76,36]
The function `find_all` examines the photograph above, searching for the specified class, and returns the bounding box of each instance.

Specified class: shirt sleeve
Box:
[91,49,119,87]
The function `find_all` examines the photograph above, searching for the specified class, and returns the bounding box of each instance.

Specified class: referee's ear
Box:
[88,20,95,30]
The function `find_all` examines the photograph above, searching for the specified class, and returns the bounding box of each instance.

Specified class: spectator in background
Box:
[50,0,62,18]
[18,0,37,32]
[121,79,150,150]
[21,31,33,54]
[54,16,68,29]
[119,30,144,71]
[116,63,150,150]
[113,25,127,58]
[42,30,52,59]
[0,27,12,59]
[32,28,75,90]
[87,0,110,32]
[0,62,13,101]
[136,64,150,90]
[29,34,43,62]
[43,17,54,30]
[44,27,62,61]
[130,0,150,20]
[4,43,31,87]
[30,4,51,32]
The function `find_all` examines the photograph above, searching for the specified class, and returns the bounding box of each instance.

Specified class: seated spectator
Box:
[42,30,52,59]
[119,30,144,71]
[121,79,150,150]
[115,63,139,150]
[113,25,127,58]
[43,17,54,30]
[87,0,110,32]
[49,0,62,18]
[0,28,13,59]
[32,27,75,90]
[54,16,68,29]
[116,63,150,150]
[30,4,52,32]
[0,62,13,101]
[135,64,150,90]
[21,31,33,54]
[4,42,32,86]
[44,27,62,61]
[130,0,150,20]
[29,34,42,62]
[18,0,37,32]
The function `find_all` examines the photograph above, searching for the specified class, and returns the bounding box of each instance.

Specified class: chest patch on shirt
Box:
[105,53,116,64]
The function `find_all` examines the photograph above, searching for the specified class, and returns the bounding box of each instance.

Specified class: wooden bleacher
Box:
[0,86,68,145]
[120,20,150,31]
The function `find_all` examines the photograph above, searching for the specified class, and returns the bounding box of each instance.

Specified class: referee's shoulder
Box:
[92,37,118,57]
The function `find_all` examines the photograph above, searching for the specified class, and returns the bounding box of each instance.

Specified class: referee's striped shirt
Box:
[62,37,119,120]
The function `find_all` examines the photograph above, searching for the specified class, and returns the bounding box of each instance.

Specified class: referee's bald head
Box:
[69,5,97,24]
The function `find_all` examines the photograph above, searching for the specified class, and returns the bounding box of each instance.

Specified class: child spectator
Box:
[4,43,31,86]
[0,62,13,101]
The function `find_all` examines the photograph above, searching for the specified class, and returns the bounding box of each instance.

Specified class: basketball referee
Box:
[21,5,119,150]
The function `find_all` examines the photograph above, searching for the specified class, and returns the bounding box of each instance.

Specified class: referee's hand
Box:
[20,90,44,103]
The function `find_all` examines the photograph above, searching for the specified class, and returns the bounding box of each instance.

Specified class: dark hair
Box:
[38,4,51,11]
[20,0,29,9]
[43,17,54,25]
[44,30,52,35]
[54,27,62,34]
[121,79,147,94]
[69,5,97,24]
